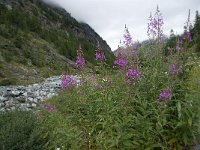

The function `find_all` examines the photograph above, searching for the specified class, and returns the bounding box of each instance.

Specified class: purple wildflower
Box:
[175,39,183,52]
[45,104,54,113]
[147,6,164,42]
[158,90,172,102]
[114,47,128,69]
[183,31,192,41]
[94,84,103,89]
[123,25,133,47]
[183,10,192,42]
[126,68,140,79]
[169,64,182,76]
[96,52,105,60]
[75,45,85,68]
[114,58,128,68]
[76,56,85,67]
[95,41,105,61]
[61,75,77,89]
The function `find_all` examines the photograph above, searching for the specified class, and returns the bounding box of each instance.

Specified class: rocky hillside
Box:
[0,0,114,85]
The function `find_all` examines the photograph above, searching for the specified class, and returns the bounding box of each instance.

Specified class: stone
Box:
[194,145,200,150]
[0,75,80,111]
[33,99,38,103]
[23,92,27,97]
[32,103,37,107]
[28,92,35,98]
[4,100,13,108]
[0,96,7,102]
[28,97,34,102]
[11,90,24,97]
[0,108,5,111]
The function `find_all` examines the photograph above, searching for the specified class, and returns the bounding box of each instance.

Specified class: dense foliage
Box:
[0,110,49,150]
[191,11,200,54]
[40,43,200,149]
[0,3,200,150]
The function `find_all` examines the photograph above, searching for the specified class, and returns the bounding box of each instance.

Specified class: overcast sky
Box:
[45,0,200,50]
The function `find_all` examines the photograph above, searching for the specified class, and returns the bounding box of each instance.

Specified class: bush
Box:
[14,35,24,49]
[42,42,200,149]
[0,110,49,150]
[0,78,17,86]
[2,51,13,62]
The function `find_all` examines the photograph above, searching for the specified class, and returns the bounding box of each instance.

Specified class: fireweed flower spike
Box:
[45,104,54,113]
[147,5,164,42]
[158,90,172,102]
[126,68,140,80]
[75,45,86,68]
[95,41,105,61]
[123,24,133,47]
[175,39,183,52]
[169,64,182,76]
[61,75,77,89]
[183,31,192,41]
[114,45,128,69]
[147,12,156,39]
[183,9,192,41]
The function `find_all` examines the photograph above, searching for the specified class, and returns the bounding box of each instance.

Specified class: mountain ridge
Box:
[0,0,114,85]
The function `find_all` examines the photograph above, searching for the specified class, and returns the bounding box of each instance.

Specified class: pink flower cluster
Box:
[183,31,192,41]
[147,6,164,41]
[123,25,133,47]
[158,90,172,102]
[169,64,182,76]
[126,68,140,79]
[45,104,54,113]
[114,46,128,69]
[61,75,77,89]
[75,45,85,68]
[96,41,105,61]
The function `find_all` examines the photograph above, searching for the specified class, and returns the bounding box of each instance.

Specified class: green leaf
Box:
[177,101,182,119]
[145,143,163,150]
[123,141,134,147]
[168,138,177,145]
[176,122,185,128]
[188,118,192,126]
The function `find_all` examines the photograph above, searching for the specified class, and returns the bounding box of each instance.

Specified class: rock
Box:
[0,75,80,111]
[23,92,27,97]
[0,96,7,102]
[28,92,35,98]
[4,100,13,108]
[28,97,34,102]
[20,104,31,111]
[0,108,5,111]
[194,145,200,150]
[47,93,55,98]
[31,103,37,107]
[11,90,24,97]
[33,99,38,103]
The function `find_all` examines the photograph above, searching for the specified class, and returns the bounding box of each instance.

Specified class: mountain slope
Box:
[0,0,114,85]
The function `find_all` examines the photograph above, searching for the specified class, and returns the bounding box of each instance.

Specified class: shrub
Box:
[2,51,13,62]
[0,110,49,150]
[41,34,200,149]
[0,78,17,86]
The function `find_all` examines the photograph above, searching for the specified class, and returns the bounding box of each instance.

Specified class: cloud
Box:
[44,0,200,50]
